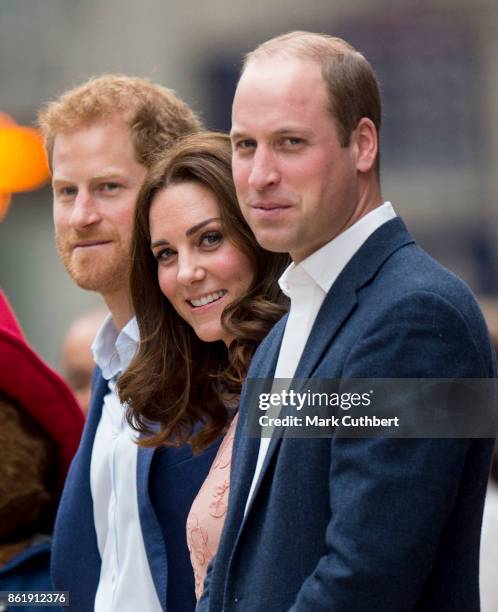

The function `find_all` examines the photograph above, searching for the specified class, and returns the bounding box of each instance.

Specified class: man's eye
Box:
[100,182,120,192]
[234,139,256,151]
[200,231,223,248]
[58,186,77,197]
[282,137,304,146]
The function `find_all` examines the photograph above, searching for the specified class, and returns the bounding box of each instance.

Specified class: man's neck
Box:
[291,182,383,265]
[356,175,382,220]
[102,290,133,332]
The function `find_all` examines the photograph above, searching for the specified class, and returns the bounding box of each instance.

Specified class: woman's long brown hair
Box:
[118,132,288,452]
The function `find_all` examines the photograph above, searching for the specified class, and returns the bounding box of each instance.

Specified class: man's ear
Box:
[352,118,378,174]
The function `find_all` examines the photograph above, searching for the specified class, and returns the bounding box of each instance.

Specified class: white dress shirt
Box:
[480,481,498,612]
[90,315,162,612]
[245,202,396,511]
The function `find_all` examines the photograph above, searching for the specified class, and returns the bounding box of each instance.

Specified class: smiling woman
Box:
[119,131,287,452]
[149,180,254,345]
[117,131,288,597]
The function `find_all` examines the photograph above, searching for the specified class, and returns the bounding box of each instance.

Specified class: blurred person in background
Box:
[479,297,498,612]
[60,306,107,415]
[198,31,496,612]
[117,131,288,600]
[0,289,83,611]
[38,75,219,612]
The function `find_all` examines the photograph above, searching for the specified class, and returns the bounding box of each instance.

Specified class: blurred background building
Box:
[0,0,497,367]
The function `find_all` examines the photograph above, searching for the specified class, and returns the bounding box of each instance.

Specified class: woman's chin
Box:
[194,325,227,345]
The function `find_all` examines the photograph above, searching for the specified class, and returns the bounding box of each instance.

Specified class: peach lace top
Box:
[186,413,238,600]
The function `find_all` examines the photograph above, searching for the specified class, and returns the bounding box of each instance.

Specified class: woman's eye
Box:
[156,248,176,262]
[200,231,223,247]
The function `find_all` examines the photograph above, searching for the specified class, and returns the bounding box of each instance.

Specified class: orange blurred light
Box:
[0,193,12,221]
[0,126,50,192]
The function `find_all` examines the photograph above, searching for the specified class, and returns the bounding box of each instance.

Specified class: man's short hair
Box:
[244,31,381,153]
[38,74,202,167]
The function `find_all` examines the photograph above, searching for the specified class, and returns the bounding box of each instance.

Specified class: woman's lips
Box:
[187,290,227,310]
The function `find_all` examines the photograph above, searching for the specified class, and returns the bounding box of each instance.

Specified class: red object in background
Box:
[0,289,84,486]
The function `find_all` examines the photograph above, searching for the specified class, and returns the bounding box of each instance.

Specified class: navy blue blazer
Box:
[198,218,497,612]
[51,368,219,612]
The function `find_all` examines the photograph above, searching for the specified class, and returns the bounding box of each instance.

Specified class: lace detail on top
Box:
[186,413,238,600]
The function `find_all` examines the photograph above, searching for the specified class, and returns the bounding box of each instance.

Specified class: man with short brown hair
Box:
[199,32,496,611]
[39,75,217,612]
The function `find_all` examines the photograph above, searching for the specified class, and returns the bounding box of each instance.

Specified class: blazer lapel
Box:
[229,317,286,523]
[295,217,415,379]
[52,368,107,600]
[82,370,108,445]
[245,218,415,514]
[249,316,285,380]
[136,446,167,610]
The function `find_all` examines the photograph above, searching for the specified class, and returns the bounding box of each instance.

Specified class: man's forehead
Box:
[232,57,329,134]
[239,53,321,84]
[235,56,324,107]
[53,117,130,146]
[51,119,137,174]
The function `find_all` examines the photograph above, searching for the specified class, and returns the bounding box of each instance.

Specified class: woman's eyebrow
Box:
[185,217,220,237]
[150,238,170,249]
[150,217,221,249]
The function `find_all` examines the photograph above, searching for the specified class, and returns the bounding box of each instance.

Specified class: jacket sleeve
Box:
[288,291,494,611]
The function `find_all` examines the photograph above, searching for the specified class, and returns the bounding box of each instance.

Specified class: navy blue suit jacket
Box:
[51,368,219,612]
[198,218,496,612]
